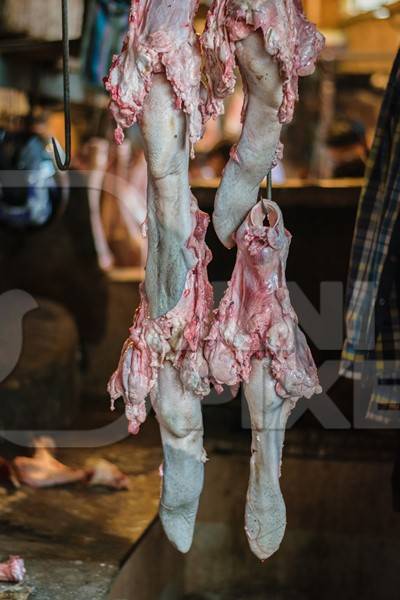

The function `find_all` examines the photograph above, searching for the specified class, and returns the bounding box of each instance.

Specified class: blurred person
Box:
[326,119,368,179]
[101,141,147,268]
[127,146,147,227]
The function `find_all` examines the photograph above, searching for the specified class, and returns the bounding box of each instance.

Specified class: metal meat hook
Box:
[266,169,272,200]
[259,169,273,204]
[52,0,71,171]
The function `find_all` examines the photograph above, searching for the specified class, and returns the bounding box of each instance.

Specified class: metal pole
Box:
[52,0,71,171]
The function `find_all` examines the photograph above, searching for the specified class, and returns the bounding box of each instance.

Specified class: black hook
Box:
[52,0,71,171]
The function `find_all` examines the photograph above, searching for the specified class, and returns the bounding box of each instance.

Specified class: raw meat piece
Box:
[104,0,202,155]
[206,199,321,399]
[105,4,208,318]
[211,32,285,248]
[0,556,25,583]
[13,438,86,489]
[86,458,130,490]
[107,0,322,559]
[243,357,294,560]
[108,196,213,435]
[201,0,325,124]
[140,74,200,318]
[151,363,207,553]
[201,1,324,248]
[206,199,321,560]
[107,0,212,555]
[12,441,130,491]
[101,141,148,268]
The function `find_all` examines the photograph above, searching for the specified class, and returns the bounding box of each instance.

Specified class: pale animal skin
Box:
[201,0,323,559]
[151,363,206,553]
[108,188,213,437]
[212,32,284,249]
[202,0,325,124]
[141,75,197,319]
[106,0,324,559]
[13,437,86,488]
[104,0,203,153]
[243,357,294,560]
[201,0,325,248]
[206,199,321,559]
[106,1,211,553]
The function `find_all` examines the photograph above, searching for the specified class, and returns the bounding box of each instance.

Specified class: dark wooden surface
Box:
[0,172,108,346]
[193,182,361,286]
[0,440,162,600]
[0,298,80,430]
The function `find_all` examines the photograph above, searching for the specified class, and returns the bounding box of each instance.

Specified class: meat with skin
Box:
[201,1,324,248]
[210,32,284,249]
[104,0,202,154]
[206,199,321,560]
[202,0,325,124]
[106,0,323,558]
[206,199,321,399]
[140,74,203,319]
[106,0,212,554]
[243,357,294,560]
[86,458,131,491]
[13,438,86,489]
[0,556,25,583]
[108,196,213,436]
[151,363,207,553]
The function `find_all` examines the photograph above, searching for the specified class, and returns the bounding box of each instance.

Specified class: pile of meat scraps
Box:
[2,438,130,491]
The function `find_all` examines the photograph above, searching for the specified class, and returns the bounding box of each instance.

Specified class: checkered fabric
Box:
[340,48,400,423]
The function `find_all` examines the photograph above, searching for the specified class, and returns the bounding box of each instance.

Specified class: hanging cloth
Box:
[340,48,400,424]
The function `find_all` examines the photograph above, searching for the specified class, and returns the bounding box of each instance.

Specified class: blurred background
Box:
[0,0,399,268]
[0,2,399,599]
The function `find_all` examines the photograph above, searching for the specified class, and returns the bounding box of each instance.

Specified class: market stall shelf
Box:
[0,442,183,600]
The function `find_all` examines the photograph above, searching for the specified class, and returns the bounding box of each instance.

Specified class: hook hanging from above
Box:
[266,169,272,200]
[52,0,71,171]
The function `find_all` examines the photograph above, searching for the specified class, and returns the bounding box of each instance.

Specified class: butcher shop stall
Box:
[0,1,399,599]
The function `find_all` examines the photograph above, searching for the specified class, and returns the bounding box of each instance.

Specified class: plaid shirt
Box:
[340,48,400,424]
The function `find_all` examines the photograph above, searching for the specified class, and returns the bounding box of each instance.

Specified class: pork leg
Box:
[243,357,296,560]
[141,73,196,319]
[151,363,205,553]
[213,31,283,249]
[139,74,206,552]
